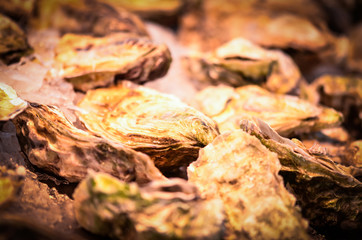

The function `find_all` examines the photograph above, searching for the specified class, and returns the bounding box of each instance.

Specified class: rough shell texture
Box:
[183,37,302,94]
[188,130,309,240]
[240,118,362,229]
[195,85,343,136]
[53,33,172,91]
[77,81,219,175]
[0,83,28,121]
[13,102,164,184]
[73,172,225,240]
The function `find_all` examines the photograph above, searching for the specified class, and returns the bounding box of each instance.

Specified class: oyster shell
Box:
[77,81,219,175]
[54,33,172,91]
[13,102,164,184]
[31,0,148,36]
[194,85,343,136]
[240,118,362,229]
[183,37,302,93]
[302,74,362,138]
[0,13,31,64]
[179,0,332,52]
[188,130,309,239]
[73,172,225,239]
[0,83,27,121]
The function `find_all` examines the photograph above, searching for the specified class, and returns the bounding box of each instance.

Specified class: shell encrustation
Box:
[77,81,219,175]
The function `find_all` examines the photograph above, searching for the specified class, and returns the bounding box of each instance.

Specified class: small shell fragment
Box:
[77,81,219,175]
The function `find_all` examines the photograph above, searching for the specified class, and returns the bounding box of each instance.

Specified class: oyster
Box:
[31,0,148,36]
[0,13,31,64]
[13,102,164,184]
[188,130,309,239]
[302,75,362,138]
[53,33,172,91]
[0,83,27,121]
[77,81,219,175]
[194,85,343,136]
[240,118,362,229]
[73,172,225,239]
[183,37,302,93]
[179,0,332,52]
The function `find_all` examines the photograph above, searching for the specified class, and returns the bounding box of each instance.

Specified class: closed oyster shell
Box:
[77,81,219,175]
[240,118,362,229]
[13,102,164,184]
[73,172,225,239]
[188,130,309,239]
[53,33,171,91]
[195,85,343,136]
[0,83,27,121]
[183,37,302,94]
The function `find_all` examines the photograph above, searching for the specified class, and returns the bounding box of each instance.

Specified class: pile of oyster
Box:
[1,0,361,239]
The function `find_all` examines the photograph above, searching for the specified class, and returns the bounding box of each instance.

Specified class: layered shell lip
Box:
[194,84,343,136]
[53,33,172,92]
[76,81,219,175]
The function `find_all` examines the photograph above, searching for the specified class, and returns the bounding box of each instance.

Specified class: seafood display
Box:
[1,0,361,239]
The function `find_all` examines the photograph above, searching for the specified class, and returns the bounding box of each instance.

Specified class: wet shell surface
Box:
[77,81,219,175]
[54,33,171,91]
[194,84,343,136]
